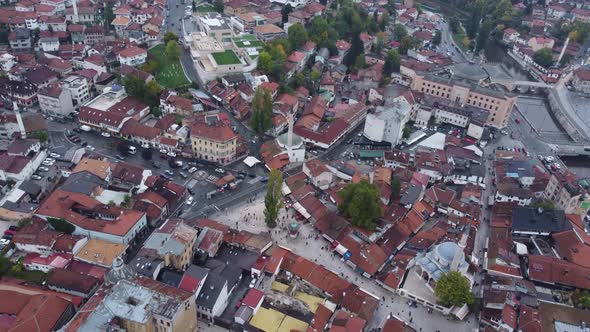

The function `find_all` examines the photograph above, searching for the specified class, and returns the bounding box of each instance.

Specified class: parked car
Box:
[179,171,188,178]
[116,155,125,160]
[188,167,197,173]
[249,278,257,288]
[4,230,16,236]
[42,160,54,166]
[101,132,111,138]
[186,196,194,205]
[72,128,82,133]
[215,168,225,174]
[50,152,60,158]
[165,169,174,176]
[86,145,95,151]
[8,226,19,232]
[38,166,49,172]
[31,174,43,180]
[167,151,177,158]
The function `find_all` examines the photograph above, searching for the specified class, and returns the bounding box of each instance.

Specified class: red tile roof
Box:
[118,46,146,58]
[0,290,73,332]
[528,255,590,289]
[46,268,99,295]
[190,115,237,142]
[242,288,264,308]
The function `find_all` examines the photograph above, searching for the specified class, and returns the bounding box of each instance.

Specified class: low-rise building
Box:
[8,28,32,50]
[117,46,147,67]
[61,75,91,108]
[363,102,411,146]
[190,113,239,165]
[254,24,285,42]
[572,67,590,94]
[140,218,198,270]
[38,83,75,118]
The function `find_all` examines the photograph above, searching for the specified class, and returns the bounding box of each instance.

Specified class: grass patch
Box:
[195,4,215,12]
[211,50,241,65]
[233,37,265,49]
[453,32,469,51]
[148,44,191,89]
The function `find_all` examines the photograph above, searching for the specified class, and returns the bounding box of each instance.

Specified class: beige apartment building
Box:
[544,173,582,214]
[191,114,238,165]
[411,74,517,128]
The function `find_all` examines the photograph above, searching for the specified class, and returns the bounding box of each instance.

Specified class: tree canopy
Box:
[264,169,283,228]
[338,180,383,230]
[164,32,178,44]
[250,87,273,135]
[384,49,400,76]
[165,40,180,61]
[288,23,308,51]
[435,271,475,307]
[47,217,75,235]
[123,74,162,107]
[533,48,553,68]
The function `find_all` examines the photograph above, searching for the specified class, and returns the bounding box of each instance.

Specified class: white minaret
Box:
[14,102,26,139]
[450,230,469,272]
[287,113,294,147]
[72,0,79,23]
[557,37,570,65]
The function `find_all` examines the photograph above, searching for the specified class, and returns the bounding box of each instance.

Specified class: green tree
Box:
[432,30,442,46]
[354,53,366,70]
[257,51,273,73]
[391,176,401,198]
[17,218,32,228]
[250,87,273,135]
[435,271,475,307]
[343,32,363,67]
[475,19,492,53]
[104,3,115,31]
[123,74,146,98]
[142,59,160,73]
[575,290,590,309]
[214,0,224,12]
[123,195,132,208]
[393,24,407,41]
[383,49,400,75]
[428,114,436,127]
[309,17,338,47]
[466,0,484,39]
[35,131,49,142]
[264,169,283,228]
[532,199,555,209]
[380,11,389,32]
[150,106,162,117]
[47,217,75,234]
[399,35,414,55]
[533,48,553,67]
[338,180,383,230]
[165,40,180,61]
[164,32,179,44]
[402,126,411,139]
[288,23,308,51]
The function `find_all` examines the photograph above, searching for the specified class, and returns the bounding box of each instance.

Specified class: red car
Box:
[4,230,15,236]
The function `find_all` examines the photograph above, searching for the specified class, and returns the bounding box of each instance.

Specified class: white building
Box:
[38,84,75,117]
[0,53,16,71]
[61,75,91,108]
[117,46,147,67]
[364,101,411,146]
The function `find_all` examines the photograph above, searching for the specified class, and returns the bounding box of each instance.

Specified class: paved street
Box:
[207,195,479,332]
[436,19,468,64]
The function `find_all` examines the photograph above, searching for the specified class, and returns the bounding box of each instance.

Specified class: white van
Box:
[128,146,137,154]
[80,125,91,132]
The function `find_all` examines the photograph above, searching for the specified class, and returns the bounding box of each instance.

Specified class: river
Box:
[484,41,531,81]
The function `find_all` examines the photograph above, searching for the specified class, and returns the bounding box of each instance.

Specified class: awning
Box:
[358,150,384,158]
[244,156,261,167]
[452,304,469,320]
[293,202,311,219]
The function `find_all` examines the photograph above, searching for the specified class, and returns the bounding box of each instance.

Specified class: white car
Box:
[85,145,95,151]
[50,152,61,158]
[249,278,257,288]
[101,132,111,138]
[188,167,197,174]
[141,143,150,149]
[42,160,54,166]
[45,157,55,162]
[167,151,177,158]
[215,168,225,174]
[0,238,9,245]
[38,166,49,172]
[186,196,194,205]
[31,174,43,180]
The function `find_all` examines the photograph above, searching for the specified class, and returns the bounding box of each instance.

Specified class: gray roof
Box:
[196,274,227,309]
[158,269,183,288]
[143,232,186,256]
[19,180,42,196]
[235,305,253,322]
[400,184,422,206]
[214,245,260,271]
[61,171,104,195]
[1,201,38,213]
[506,160,534,178]
[511,207,571,234]
[129,255,163,278]
[185,264,209,281]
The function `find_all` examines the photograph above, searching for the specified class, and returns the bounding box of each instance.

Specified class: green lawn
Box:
[453,32,469,51]
[233,37,265,49]
[211,50,241,65]
[195,4,215,12]
[148,44,191,89]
